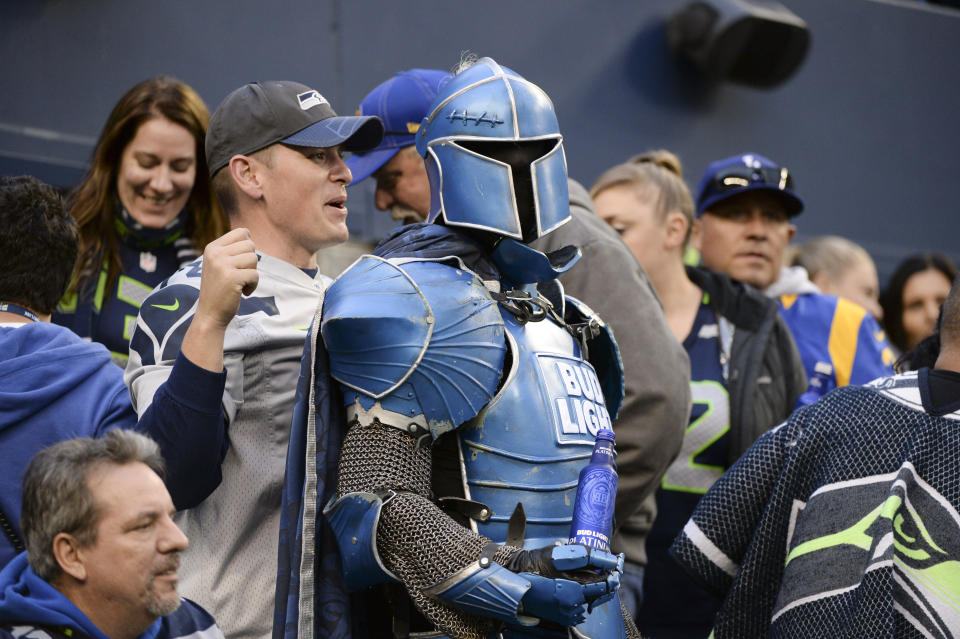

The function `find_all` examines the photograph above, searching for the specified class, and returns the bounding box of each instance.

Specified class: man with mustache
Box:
[692,152,894,402]
[123,81,383,639]
[0,430,222,639]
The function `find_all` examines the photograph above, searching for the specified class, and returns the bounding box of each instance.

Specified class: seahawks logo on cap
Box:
[297,90,328,110]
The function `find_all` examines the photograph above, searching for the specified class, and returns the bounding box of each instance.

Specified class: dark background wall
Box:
[1,0,958,284]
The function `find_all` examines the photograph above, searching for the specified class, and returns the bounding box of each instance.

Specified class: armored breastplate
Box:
[456,307,615,549]
[323,254,619,548]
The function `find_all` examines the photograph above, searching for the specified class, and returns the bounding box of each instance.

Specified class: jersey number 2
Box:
[661,381,730,494]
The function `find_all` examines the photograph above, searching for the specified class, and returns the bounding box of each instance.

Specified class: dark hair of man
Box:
[0,175,77,315]
[66,76,228,299]
[938,277,960,348]
[20,430,165,581]
[880,252,958,353]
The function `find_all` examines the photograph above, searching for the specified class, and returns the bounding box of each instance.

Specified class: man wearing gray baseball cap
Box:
[123,81,383,639]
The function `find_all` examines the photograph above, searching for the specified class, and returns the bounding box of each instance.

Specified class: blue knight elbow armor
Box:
[323,490,400,591]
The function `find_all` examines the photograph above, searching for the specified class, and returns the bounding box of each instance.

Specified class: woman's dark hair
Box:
[67,76,228,298]
[880,252,958,353]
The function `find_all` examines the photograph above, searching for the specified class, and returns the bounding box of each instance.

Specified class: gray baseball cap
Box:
[205,80,384,177]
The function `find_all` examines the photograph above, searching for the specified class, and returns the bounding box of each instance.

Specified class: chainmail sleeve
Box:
[337,422,522,639]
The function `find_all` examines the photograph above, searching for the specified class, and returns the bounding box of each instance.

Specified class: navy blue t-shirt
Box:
[639,299,730,637]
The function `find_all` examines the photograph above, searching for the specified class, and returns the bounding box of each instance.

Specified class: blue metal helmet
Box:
[415,58,570,242]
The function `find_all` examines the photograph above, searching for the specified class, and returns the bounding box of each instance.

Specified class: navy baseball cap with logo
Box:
[205,80,384,177]
[695,152,804,218]
[345,69,453,184]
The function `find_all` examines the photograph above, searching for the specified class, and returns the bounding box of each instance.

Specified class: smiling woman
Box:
[53,77,228,366]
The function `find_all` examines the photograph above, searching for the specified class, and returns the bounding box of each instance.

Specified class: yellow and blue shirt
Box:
[779,292,895,404]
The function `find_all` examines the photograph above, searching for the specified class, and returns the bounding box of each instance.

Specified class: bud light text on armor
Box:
[536,354,613,443]
[569,429,618,550]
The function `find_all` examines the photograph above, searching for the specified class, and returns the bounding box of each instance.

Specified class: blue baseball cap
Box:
[345,69,453,184]
[695,152,804,218]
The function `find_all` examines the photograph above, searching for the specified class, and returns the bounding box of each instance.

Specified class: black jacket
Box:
[686,266,807,464]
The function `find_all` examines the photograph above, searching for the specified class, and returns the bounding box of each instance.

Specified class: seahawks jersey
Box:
[671,371,960,638]
[54,234,197,366]
[639,300,727,637]
[125,252,330,639]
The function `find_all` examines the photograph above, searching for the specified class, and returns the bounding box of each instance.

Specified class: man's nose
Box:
[159,515,189,553]
[330,154,352,184]
[744,210,769,238]
[374,186,395,211]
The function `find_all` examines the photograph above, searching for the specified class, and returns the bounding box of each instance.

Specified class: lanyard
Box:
[0,302,40,322]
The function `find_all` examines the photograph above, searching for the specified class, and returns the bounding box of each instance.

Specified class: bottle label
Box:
[569,467,616,550]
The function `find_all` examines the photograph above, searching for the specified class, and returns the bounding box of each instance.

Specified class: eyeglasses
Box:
[712,165,793,193]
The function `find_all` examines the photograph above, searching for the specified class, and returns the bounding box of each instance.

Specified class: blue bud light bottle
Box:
[797,363,834,407]
[569,429,618,550]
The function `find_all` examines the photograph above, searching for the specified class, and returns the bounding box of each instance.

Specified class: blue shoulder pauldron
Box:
[321,255,506,438]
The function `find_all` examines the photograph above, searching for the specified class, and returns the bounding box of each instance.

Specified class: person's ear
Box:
[52,532,87,582]
[230,155,264,200]
[786,223,797,242]
[664,211,689,251]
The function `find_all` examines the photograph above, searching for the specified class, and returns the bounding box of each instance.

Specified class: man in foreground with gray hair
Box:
[0,430,222,639]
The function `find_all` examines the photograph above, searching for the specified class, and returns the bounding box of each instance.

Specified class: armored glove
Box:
[502,542,622,580]
[426,542,624,628]
[507,543,623,625]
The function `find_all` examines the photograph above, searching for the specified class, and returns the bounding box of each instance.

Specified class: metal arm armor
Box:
[322,255,507,438]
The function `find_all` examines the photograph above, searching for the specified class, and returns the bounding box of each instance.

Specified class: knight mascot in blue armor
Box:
[278,58,640,639]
